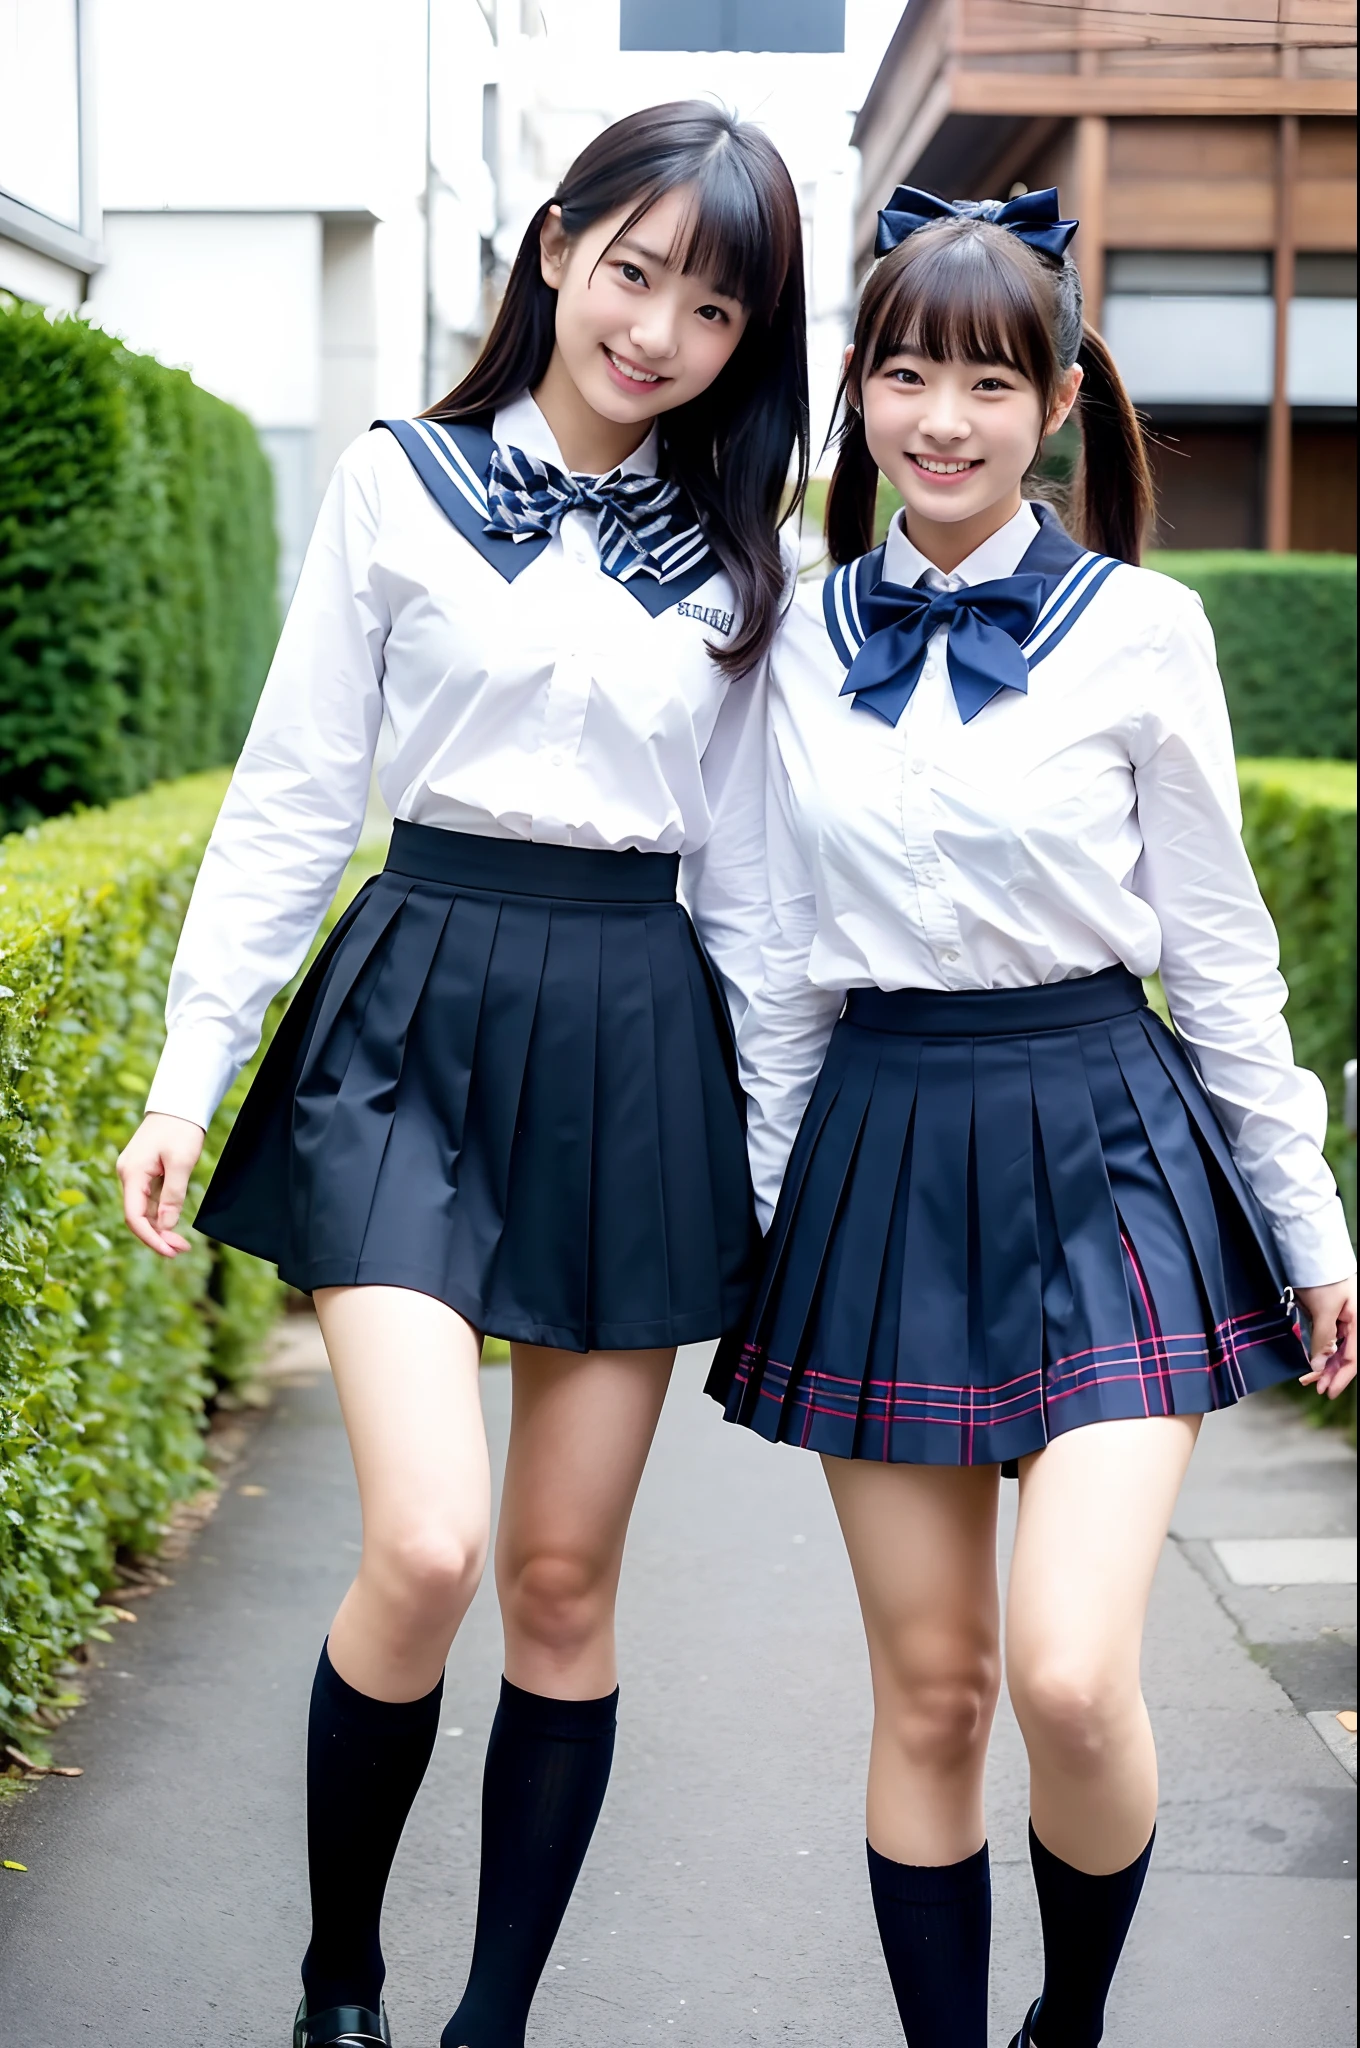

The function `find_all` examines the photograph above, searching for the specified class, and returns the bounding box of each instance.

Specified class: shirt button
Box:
[942,949,959,964]
[911,757,927,775]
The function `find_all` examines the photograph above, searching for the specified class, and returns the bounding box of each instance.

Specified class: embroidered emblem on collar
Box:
[374,415,719,619]
[822,505,1120,694]
[677,599,735,635]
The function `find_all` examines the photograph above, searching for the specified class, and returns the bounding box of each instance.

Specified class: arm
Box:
[1131,589,1355,1388]
[681,659,772,1046]
[736,737,843,1232]
[145,442,388,1131]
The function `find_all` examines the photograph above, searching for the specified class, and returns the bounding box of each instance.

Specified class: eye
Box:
[888,367,924,386]
[696,304,730,324]
[618,261,647,286]
[974,375,1013,392]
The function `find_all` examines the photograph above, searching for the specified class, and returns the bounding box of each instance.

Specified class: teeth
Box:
[607,349,661,385]
[913,456,976,475]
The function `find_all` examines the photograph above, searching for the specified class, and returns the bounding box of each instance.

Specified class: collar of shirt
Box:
[882,498,1039,593]
[491,389,661,481]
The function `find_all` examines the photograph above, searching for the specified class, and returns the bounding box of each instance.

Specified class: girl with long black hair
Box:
[117,102,807,2048]
[709,187,1355,2046]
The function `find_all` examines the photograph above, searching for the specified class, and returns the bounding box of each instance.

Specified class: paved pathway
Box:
[0,1322,1353,2046]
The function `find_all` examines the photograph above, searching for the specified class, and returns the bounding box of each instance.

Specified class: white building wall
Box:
[0,234,86,308]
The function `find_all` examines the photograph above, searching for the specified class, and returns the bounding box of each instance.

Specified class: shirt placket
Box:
[899,614,966,985]
[538,508,600,795]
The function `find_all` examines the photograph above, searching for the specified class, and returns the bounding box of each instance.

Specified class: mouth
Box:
[907,453,982,479]
[603,346,667,390]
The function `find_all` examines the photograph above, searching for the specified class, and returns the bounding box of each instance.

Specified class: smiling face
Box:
[861,347,1080,548]
[538,184,750,454]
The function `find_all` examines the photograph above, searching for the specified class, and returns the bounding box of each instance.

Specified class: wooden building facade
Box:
[851,0,1358,550]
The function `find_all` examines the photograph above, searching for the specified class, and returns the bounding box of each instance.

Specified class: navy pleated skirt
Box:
[196,822,757,1352]
[706,966,1306,1468]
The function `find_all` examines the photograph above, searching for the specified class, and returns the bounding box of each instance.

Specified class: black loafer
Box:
[1008,1998,1042,2048]
[293,1996,392,2047]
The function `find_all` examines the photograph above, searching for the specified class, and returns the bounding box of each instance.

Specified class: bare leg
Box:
[496,1343,676,1696]
[316,1285,491,1701]
[1007,1413,1200,1874]
[821,1457,1002,1866]
[443,1345,675,2048]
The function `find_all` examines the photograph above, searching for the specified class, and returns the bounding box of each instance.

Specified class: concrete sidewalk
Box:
[0,1323,1354,2046]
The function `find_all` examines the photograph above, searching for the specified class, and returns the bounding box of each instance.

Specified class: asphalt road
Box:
[0,1322,1354,2046]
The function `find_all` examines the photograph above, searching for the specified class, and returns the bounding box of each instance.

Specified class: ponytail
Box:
[824,392,882,566]
[1070,325,1154,566]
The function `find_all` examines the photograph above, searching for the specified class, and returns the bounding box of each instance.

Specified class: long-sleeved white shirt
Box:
[147,391,768,1131]
[741,500,1355,1286]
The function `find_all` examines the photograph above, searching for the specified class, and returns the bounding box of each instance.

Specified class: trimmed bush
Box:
[1153,554,1356,761]
[0,776,384,1740]
[0,297,279,835]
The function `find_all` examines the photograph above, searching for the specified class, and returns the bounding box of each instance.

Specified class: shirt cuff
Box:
[1272,1198,1358,1290]
[145,1026,241,1133]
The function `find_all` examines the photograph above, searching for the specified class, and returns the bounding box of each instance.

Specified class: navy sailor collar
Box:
[822,501,1120,679]
[374,412,720,618]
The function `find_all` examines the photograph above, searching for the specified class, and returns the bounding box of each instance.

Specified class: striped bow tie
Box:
[484,444,709,585]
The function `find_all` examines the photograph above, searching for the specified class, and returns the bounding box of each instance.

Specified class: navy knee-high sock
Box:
[300,1643,443,2011]
[867,1841,992,2047]
[442,1678,618,2048]
[1029,1822,1155,2047]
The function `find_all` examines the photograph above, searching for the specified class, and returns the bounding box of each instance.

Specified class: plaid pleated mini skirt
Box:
[706,966,1306,1467]
[196,822,757,1353]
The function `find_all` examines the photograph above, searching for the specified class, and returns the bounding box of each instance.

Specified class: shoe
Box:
[293,1996,392,2047]
[1008,1998,1042,2048]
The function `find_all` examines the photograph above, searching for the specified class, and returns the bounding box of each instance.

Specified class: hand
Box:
[116,1113,206,1257]
[1295,1276,1357,1401]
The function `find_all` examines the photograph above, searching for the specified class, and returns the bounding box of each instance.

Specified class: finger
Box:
[1307,1304,1340,1373]
[156,1155,193,1233]
[1326,1361,1356,1400]
[122,1163,180,1257]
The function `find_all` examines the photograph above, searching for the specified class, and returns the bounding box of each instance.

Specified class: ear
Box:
[842,341,862,411]
[1045,361,1084,437]
[539,204,569,291]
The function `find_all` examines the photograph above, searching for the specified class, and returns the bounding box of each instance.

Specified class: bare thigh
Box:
[315,1285,492,1701]
[822,1457,1003,1864]
[496,1344,676,1699]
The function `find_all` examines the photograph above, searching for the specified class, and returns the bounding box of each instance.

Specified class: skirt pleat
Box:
[195,828,757,1352]
[707,967,1306,1466]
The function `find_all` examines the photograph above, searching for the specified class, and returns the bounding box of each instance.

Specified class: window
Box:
[619,0,845,52]
[1105,251,1271,296]
[0,0,82,228]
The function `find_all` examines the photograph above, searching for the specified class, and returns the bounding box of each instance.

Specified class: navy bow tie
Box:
[484,443,707,585]
[842,574,1049,727]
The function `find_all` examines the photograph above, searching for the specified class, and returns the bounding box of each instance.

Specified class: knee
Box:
[877,1653,1000,1776]
[1009,1656,1131,1776]
[501,1549,609,1663]
[374,1521,487,1636]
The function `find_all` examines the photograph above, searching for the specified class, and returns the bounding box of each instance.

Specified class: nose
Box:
[627,303,679,364]
[917,398,971,445]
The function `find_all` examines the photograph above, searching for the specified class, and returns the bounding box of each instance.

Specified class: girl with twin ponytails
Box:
[710,186,1356,2046]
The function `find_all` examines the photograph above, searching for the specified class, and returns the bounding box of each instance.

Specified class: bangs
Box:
[865,223,1057,391]
[607,139,791,321]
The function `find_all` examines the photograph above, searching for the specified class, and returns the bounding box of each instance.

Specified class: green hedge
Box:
[0,297,279,836]
[0,775,384,1741]
[798,483,1355,762]
[1153,555,1356,761]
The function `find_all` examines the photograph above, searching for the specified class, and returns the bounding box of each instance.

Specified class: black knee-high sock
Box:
[300,1642,443,2011]
[442,1678,618,2048]
[867,1840,991,2048]
[1029,1822,1155,2047]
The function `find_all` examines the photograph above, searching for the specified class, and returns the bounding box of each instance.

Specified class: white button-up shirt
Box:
[147,392,767,1131]
[741,501,1355,1286]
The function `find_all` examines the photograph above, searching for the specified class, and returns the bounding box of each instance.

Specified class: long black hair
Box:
[426,101,809,677]
[825,211,1153,566]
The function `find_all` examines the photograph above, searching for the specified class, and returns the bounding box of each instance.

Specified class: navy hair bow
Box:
[842,575,1050,727]
[875,186,1079,263]
[485,444,708,585]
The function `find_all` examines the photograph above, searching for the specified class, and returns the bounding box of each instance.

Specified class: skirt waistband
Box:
[385,821,680,903]
[843,965,1147,1038]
